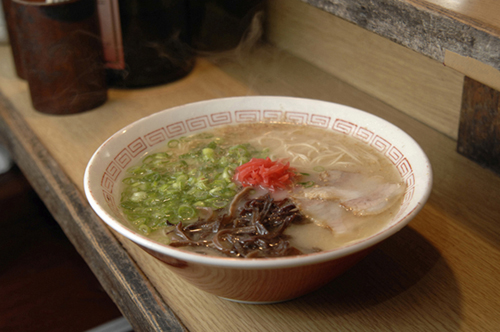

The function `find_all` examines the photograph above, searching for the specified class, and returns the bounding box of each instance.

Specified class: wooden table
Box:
[1,33,500,331]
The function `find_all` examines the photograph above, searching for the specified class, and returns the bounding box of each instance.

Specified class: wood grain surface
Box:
[1,37,500,332]
[411,0,500,36]
[444,50,500,93]
[301,0,500,72]
[266,0,465,140]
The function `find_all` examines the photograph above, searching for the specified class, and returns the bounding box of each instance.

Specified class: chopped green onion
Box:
[202,148,215,160]
[130,192,147,202]
[168,139,179,148]
[138,224,151,235]
[178,205,196,219]
[299,181,315,188]
[120,136,263,232]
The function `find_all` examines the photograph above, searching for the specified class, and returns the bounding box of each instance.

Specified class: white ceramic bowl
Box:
[84,96,432,303]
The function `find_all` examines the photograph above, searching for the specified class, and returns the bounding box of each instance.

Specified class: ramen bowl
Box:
[84,96,432,303]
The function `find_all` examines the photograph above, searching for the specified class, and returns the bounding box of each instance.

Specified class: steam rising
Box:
[197,10,265,64]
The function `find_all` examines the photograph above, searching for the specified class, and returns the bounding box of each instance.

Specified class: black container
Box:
[98,0,194,88]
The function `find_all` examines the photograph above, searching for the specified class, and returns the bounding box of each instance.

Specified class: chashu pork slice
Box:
[292,170,405,218]
[291,197,354,234]
[340,182,404,215]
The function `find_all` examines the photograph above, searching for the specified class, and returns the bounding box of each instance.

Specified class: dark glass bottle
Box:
[98,0,194,88]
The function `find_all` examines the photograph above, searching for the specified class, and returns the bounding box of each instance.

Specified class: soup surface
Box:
[120,122,406,257]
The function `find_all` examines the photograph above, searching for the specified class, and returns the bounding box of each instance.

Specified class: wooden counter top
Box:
[1,41,500,331]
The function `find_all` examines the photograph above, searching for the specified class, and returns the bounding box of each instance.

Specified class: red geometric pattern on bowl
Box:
[166,121,187,138]
[128,138,148,156]
[332,118,357,135]
[209,112,232,125]
[144,128,168,147]
[387,146,404,165]
[101,172,115,193]
[309,114,331,128]
[114,148,134,169]
[354,127,375,143]
[262,109,283,121]
[186,115,210,132]
[105,161,121,181]
[405,172,416,188]
[285,111,308,124]
[100,113,416,221]
[397,158,413,177]
[371,135,391,154]
[185,112,233,133]
[235,110,260,123]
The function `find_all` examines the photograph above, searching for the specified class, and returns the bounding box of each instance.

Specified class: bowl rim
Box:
[84,96,433,269]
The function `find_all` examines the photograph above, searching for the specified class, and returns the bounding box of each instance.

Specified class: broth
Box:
[120,122,406,257]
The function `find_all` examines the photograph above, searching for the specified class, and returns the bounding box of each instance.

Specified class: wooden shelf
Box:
[303,0,500,71]
[1,37,500,331]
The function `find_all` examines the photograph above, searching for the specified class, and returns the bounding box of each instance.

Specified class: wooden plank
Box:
[410,0,500,37]
[0,93,187,332]
[444,50,500,93]
[300,0,500,70]
[457,76,500,174]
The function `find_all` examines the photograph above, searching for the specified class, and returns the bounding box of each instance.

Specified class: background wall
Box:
[264,0,465,140]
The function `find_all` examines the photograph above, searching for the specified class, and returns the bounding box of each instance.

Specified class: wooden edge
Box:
[0,93,187,332]
[445,50,500,92]
[408,0,500,38]
[302,0,500,71]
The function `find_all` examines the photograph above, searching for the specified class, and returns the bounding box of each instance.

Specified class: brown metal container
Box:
[12,0,107,115]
